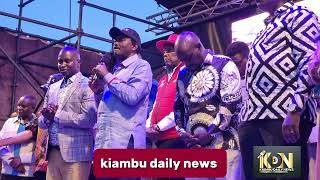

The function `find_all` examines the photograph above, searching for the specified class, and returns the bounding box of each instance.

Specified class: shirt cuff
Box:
[146,118,151,128]
[103,73,116,85]
[157,112,176,131]
[157,121,166,131]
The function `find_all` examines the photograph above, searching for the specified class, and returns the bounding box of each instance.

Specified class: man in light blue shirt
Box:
[91,27,152,149]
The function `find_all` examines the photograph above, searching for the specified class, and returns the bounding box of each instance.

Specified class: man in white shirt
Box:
[0,95,38,180]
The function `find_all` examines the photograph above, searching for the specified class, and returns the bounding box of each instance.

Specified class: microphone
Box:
[40,73,64,91]
[91,52,115,81]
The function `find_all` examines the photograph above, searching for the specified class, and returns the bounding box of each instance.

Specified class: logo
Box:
[253,146,300,178]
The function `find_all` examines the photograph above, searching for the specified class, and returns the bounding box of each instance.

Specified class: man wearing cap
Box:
[146,34,186,153]
[91,27,152,150]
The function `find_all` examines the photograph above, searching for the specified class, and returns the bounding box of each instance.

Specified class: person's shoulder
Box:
[46,78,63,94]
[137,58,151,66]
[208,54,231,66]
[212,54,231,61]
[289,4,317,16]
[134,57,152,71]
[4,116,17,125]
[79,73,89,83]
[78,74,92,91]
[50,79,63,88]
[223,60,239,72]
[290,3,310,11]
[178,66,188,77]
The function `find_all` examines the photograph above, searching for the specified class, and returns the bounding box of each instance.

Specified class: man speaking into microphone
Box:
[90,27,152,153]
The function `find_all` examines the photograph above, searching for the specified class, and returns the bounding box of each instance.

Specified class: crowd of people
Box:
[0,0,320,180]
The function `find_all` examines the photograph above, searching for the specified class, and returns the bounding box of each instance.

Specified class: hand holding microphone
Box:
[89,52,114,94]
[89,62,108,94]
[92,62,109,78]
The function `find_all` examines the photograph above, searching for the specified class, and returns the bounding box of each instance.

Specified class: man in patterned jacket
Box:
[38,46,97,180]
[174,31,243,180]
[239,0,320,180]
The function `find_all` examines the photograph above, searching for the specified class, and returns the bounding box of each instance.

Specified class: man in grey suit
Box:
[38,46,97,180]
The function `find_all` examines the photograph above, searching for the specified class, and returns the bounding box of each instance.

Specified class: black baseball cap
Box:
[109,27,141,48]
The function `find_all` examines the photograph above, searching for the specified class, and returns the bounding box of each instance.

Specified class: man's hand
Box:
[9,157,25,173]
[193,133,213,147]
[282,112,301,144]
[40,104,58,122]
[179,132,199,148]
[185,137,201,148]
[93,62,109,78]
[9,157,21,168]
[16,164,26,173]
[146,125,160,142]
[89,75,105,94]
[47,104,58,113]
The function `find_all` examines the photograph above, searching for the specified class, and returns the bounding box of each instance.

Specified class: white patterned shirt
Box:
[242,2,320,123]
[0,115,37,177]
[174,50,242,149]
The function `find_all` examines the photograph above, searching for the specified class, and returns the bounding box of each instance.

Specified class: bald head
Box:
[57,46,81,78]
[17,95,36,119]
[20,95,36,108]
[175,31,204,69]
[175,31,203,53]
[58,46,80,61]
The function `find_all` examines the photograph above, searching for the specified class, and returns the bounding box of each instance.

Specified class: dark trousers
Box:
[97,136,139,180]
[155,138,186,180]
[33,171,46,180]
[97,179,139,180]
[88,164,96,180]
[1,174,35,180]
[156,138,186,149]
[238,119,314,180]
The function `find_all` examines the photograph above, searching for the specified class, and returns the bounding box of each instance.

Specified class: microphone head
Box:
[47,73,64,84]
[41,73,64,91]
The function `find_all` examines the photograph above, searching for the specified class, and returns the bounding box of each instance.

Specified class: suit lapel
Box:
[47,80,62,106]
[60,73,82,110]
